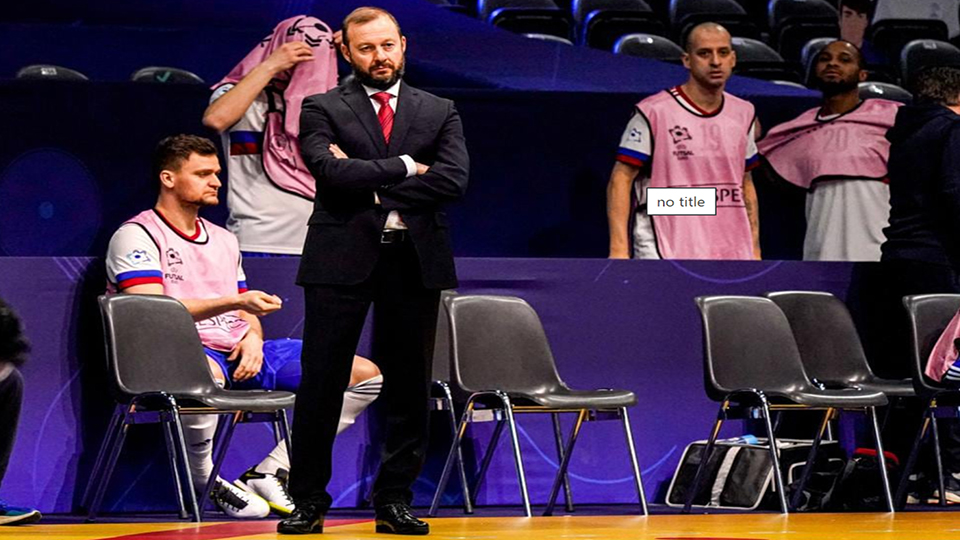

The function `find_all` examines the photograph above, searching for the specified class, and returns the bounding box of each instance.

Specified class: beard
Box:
[352,57,406,90]
[816,75,859,97]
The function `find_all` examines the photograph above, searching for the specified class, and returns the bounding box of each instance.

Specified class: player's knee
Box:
[351,355,381,385]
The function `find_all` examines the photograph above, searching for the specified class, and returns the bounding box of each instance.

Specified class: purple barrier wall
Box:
[0,257,859,513]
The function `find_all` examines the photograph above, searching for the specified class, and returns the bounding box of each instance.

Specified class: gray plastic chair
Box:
[83,294,295,522]
[690,296,893,514]
[896,294,960,509]
[766,291,914,398]
[16,64,88,81]
[859,82,913,104]
[900,39,960,88]
[131,66,205,84]
[614,33,684,62]
[432,295,647,517]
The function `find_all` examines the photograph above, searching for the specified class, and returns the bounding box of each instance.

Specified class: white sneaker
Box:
[234,468,295,517]
[210,477,270,519]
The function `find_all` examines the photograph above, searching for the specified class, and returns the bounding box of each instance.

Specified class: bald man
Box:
[607,22,760,260]
[758,40,900,261]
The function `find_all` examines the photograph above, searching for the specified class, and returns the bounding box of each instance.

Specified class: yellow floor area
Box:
[11,513,960,540]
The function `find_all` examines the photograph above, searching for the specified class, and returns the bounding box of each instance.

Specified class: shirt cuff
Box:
[399,154,417,177]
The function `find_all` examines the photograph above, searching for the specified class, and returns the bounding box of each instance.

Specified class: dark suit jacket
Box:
[296,80,469,289]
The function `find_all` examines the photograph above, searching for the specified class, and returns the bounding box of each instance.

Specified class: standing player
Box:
[202,15,338,256]
[106,135,382,519]
[758,40,899,261]
[606,22,760,260]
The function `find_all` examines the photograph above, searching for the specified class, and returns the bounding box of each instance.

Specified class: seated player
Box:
[105,134,382,518]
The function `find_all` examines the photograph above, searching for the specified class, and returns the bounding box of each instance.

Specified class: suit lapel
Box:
[341,81,387,157]
[387,81,421,156]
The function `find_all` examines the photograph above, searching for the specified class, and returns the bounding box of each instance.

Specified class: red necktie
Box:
[372,92,394,144]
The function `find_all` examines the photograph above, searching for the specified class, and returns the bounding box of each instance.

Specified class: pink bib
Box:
[126,210,250,352]
[926,309,960,382]
[640,89,755,259]
[757,99,900,189]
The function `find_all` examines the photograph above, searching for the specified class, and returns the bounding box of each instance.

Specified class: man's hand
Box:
[228,332,264,382]
[329,143,349,159]
[235,290,282,316]
[263,42,314,75]
[416,162,430,175]
[333,30,343,49]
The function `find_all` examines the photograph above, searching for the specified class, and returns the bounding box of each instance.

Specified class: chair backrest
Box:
[131,66,205,84]
[16,64,88,81]
[524,32,575,44]
[768,0,837,36]
[432,290,459,383]
[732,37,784,64]
[695,295,813,402]
[900,39,960,88]
[479,0,558,21]
[903,294,960,394]
[765,291,877,386]
[870,19,950,60]
[669,0,744,26]
[446,295,567,396]
[858,82,912,103]
[614,33,684,62]
[573,0,651,23]
[98,294,218,402]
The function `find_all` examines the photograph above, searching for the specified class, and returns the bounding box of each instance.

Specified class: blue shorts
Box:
[204,338,302,393]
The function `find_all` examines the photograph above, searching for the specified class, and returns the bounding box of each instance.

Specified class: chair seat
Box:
[511,388,637,409]
[855,377,915,398]
[773,387,887,408]
[179,389,296,412]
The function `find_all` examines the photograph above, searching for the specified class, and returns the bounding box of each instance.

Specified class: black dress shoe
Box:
[277,501,325,535]
[375,503,430,535]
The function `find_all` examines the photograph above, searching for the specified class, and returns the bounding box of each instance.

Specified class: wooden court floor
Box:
[12,513,960,540]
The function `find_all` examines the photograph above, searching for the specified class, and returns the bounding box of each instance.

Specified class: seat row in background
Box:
[15,64,205,84]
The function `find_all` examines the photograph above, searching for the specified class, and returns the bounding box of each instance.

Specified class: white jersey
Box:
[212,84,314,254]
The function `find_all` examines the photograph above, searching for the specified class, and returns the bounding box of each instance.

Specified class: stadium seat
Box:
[767,0,839,63]
[869,19,949,64]
[669,0,760,47]
[897,295,960,509]
[524,32,575,44]
[83,295,295,522]
[573,0,666,50]
[900,39,960,88]
[858,82,912,103]
[614,32,684,61]
[131,66,204,84]
[732,37,800,82]
[431,295,648,517]
[480,0,574,40]
[689,296,893,514]
[16,64,88,81]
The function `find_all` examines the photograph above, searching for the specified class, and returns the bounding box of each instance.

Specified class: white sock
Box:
[255,375,383,475]
[180,414,218,493]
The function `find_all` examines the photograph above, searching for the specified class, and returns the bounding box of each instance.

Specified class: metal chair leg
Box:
[620,407,648,515]
[82,405,124,510]
[443,392,473,514]
[171,409,201,522]
[277,409,293,466]
[162,412,189,520]
[895,408,932,508]
[430,399,475,516]
[789,408,832,511]
[551,412,575,513]
[200,412,240,516]
[472,417,506,503]
[931,412,947,507]
[761,400,789,514]
[501,394,532,517]
[682,400,727,513]
[868,406,895,512]
[87,407,132,522]
[545,410,586,516]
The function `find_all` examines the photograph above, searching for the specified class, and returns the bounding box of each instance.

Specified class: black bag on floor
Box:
[829,447,900,511]
[666,437,845,511]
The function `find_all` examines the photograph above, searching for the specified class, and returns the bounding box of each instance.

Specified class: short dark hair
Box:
[839,0,874,16]
[152,134,217,181]
[341,7,402,48]
[0,298,29,367]
[914,66,960,106]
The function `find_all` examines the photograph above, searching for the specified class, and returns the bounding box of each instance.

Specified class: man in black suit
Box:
[278,6,468,536]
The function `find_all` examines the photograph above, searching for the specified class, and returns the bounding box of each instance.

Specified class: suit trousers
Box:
[0,366,23,489]
[290,238,440,509]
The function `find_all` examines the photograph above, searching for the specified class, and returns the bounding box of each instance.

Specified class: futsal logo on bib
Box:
[166,248,183,267]
[670,125,695,160]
